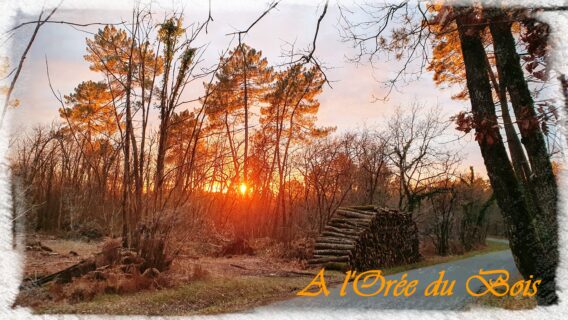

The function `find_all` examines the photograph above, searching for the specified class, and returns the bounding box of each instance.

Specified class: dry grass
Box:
[190,264,210,281]
[471,293,537,310]
[39,238,100,256]
[469,275,537,310]
[34,276,313,316]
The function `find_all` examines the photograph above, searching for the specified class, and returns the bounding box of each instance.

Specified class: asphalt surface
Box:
[257,245,518,311]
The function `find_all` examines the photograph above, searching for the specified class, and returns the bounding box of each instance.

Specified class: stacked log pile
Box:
[308,206,420,270]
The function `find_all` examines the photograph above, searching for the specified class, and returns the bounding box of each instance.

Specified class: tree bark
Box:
[241,43,250,184]
[560,74,568,112]
[484,51,531,183]
[121,46,135,248]
[455,8,557,305]
[488,9,558,231]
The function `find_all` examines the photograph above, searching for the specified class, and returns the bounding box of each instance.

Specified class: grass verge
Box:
[382,239,509,276]
[36,276,320,316]
[468,274,537,310]
[470,293,537,310]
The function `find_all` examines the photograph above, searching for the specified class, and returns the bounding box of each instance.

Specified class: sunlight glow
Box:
[239,183,248,195]
[204,182,228,193]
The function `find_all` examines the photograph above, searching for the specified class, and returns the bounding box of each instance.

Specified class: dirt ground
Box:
[21,234,310,281]
[21,234,104,280]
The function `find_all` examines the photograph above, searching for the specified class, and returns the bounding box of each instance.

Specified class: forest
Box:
[3,0,566,314]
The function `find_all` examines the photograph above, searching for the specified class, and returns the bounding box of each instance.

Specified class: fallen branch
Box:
[21,258,96,289]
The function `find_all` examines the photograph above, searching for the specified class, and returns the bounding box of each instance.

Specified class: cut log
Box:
[323,225,361,236]
[321,231,359,240]
[329,215,369,226]
[314,243,355,250]
[329,221,358,228]
[329,221,362,228]
[333,222,369,232]
[339,207,377,216]
[308,255,350,264]
[347,205,377,211]
[314,249,352,256]
[336,210,374,220]
[316,237,356,245]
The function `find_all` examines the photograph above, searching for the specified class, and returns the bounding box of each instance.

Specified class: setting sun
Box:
[239,183,248,195]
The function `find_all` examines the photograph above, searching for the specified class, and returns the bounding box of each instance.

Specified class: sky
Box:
[6,0,485,175]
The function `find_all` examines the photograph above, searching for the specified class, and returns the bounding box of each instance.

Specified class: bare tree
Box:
[352,129,391,205]
[386,104,460,214]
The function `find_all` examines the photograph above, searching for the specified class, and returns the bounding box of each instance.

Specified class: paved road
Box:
[257,246,518,311]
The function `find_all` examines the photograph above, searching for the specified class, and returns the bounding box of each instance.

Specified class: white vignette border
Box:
[0,0,567,319]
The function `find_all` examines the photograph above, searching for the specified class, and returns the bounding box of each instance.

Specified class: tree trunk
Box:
[455,8,557,305]
[155,111,170,204]
[488,9,558,231]
[241,44,249,184]
[560,74,568,112]
[487,10,558,305]
[121,18,138,248]
[122,75,133,248]
[154,29,175,208]
[484,51,531,183]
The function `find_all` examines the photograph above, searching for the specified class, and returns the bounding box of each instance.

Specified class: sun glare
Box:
[239,183,248,195]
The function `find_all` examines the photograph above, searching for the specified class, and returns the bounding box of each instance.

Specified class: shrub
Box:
[97,238,122,267]
[219,238,255,256]
[67,279,99,303]
[66,221,105,241]
[132,223,174,272]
